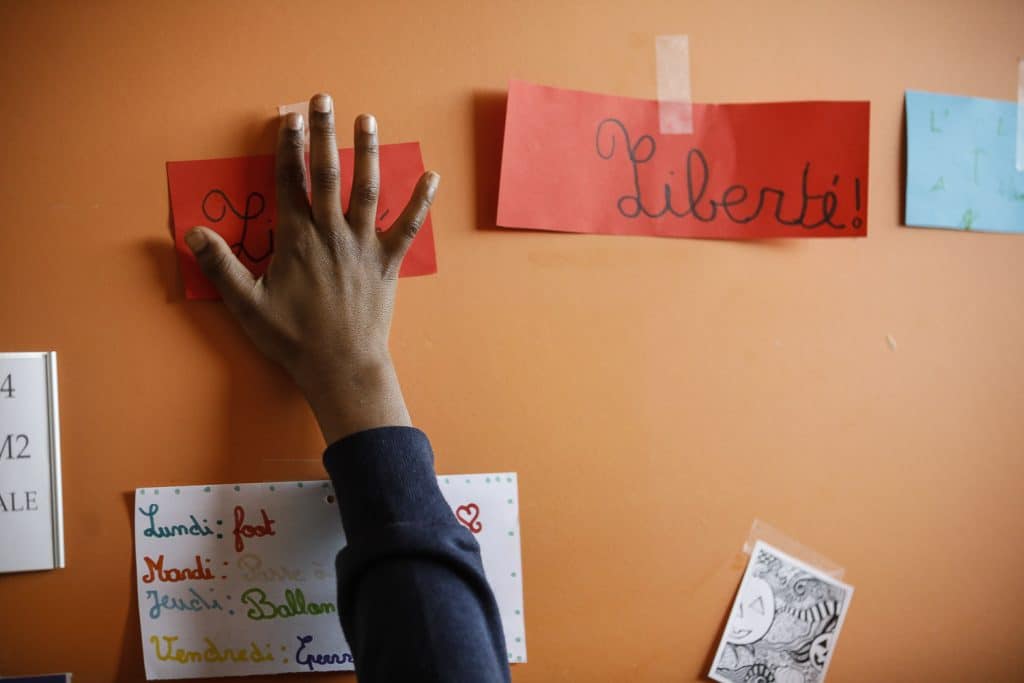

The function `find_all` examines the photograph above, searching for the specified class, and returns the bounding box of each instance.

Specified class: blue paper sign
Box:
[905,90,1024,233]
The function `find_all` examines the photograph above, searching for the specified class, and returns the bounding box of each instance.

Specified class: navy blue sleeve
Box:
[323,426,511,682]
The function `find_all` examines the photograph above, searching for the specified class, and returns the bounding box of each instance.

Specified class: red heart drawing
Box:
[455,503,483,534]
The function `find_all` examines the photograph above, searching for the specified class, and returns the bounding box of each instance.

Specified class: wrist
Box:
[298,354,411,445]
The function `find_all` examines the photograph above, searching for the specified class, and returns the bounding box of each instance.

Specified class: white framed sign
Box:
[0,352,64,572]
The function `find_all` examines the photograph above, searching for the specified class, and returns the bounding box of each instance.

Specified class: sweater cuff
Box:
[323,426,455,541]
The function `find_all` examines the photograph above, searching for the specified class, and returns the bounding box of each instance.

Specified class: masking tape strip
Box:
[741,519,846,579]
[278,100,310,147]
[1016,57,1023,172]
[656,34,693,135]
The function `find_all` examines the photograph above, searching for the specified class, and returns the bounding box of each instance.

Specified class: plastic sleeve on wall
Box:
[741,519,846,579]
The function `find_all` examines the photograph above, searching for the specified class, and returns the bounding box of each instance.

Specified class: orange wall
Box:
[2,1,1023,681]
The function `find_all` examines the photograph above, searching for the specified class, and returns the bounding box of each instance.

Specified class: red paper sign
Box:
[168,142,437,300]
[497,80,870,239]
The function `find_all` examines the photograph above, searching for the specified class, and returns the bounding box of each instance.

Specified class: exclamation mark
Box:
[853,178,863,229]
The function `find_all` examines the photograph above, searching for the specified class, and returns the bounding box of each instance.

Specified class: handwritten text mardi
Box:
[142,554,216,584]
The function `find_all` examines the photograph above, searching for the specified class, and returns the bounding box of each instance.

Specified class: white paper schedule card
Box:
[134,473,525,679]
[0,352,64,573]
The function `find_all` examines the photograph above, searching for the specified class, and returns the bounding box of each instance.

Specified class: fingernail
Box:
[185,228,207,252]
[286,112,304,130]
[427,171,441,190]
[312,93,332,114]
[360,114,377,135]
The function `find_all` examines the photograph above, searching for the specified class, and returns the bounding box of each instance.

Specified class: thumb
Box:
[185,227,258,311]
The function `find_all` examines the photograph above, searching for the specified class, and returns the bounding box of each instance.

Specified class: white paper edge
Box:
[46,351,64,568]
[1016,57,1024,172]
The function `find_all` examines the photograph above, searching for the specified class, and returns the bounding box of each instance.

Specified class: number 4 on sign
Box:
[1,373,12,398]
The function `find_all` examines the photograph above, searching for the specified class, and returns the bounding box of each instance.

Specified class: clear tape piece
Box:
[278,101,311,147]
[656,35,693,135]
[741,519,846,580]
[1016,57,1023,172]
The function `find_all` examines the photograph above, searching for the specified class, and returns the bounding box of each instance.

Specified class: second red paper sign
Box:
[497,80,870,239]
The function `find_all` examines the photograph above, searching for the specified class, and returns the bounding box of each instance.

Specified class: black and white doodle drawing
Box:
[709,541,853,683]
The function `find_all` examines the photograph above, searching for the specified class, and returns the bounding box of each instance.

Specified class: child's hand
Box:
[184,93,439,444]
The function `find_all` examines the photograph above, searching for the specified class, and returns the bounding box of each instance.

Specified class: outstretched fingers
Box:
[308,93,343,228]
[275,112,311,228]
[348,114,380,235]
[382,171,439,266]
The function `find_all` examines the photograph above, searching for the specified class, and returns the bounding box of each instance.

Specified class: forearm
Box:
[302,356,411,445]
[189,95,495,679]
[324,428,512,682]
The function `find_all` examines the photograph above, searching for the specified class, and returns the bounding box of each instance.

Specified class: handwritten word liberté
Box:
[595,117,863,231]
[202,189,273,263]
[241,586,336,620]
[200,190,393,264]
[145,587,223,619]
